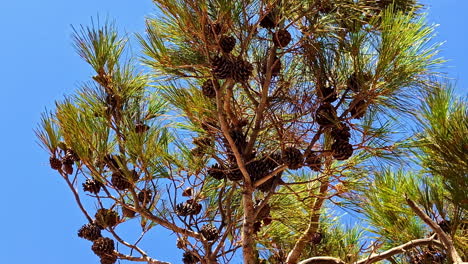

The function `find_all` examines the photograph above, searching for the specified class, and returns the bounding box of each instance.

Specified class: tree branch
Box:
[115,252,171,264]
[405,196,464,263]
[61,171,93,223]
[298,257,345,264]
[355,235,444,264]
[286,180,329,264]
[299,236,445,264]
[215,79,256,264]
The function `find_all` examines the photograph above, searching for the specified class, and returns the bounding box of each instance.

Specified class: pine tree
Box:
[35,1,467,264]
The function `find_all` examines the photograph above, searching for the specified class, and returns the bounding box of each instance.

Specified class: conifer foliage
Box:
[36,1,467,264]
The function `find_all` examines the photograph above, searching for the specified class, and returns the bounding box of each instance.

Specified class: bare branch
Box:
[405,196,464,263]
[298,257,345,264]
[299,236,445,264]
[115,252,171,264]
[355,235,444,264]
[61,171,93,223]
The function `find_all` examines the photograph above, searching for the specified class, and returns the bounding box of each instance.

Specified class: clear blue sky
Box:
[0,1,466,264]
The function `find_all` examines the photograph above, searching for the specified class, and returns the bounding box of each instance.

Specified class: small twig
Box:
[61,171,93,223]
[115,251,171,264]
[109,228,149,259]
[286,179,329,264]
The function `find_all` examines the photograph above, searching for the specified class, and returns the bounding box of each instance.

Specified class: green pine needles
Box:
[36,1,466,264]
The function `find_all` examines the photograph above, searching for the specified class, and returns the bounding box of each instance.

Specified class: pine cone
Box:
[49,156,61,170]
[331,140,353,160]
[191,146,206,157]
[229,129,247,150]
[100,255,117,264]
[201,224,219,241]
[122,206,136,218]
[182,251,200,264]
[187,200,202,215]
[62,160,74,175]
[212,55,233,79]
[273,29,292,48]
[135,122,150,133]
[82,178,102,194]
[319,85,337,103]
[223,129,247,162]
[317,0,334,13]
[193,137,214,148]
[208,164,226,180]
[111,172,132,190]
[131,169,140,182]
[253,221,262,233]
[347,72,360,92]
[61,150,75,174]
[78,223,102,241]
[65,149,79,162]
[246,159,270,182]
[219,35,236,53]
[91,237,115,256]
[182,187,192,197]
[256,174,282,192]
[205,22,222,37]
[305,153,322,172]
[311,232,323,244]
[261,218,272,228]
[95,209,119,228]
[138,189,153,205]
[331,122,351,141]
[259,12,277,29]
[202,79,216,98]
[282,147,303,170]
[137,189,152,205]
[438,220,451,234]
[232,57,253,83]
[315,103,337,126]
[175,200,202,216]
[262,152,282,170]
[105,94,118,114]
[255,202,271,220]
[226,166,243,181]
[349,98,367,119]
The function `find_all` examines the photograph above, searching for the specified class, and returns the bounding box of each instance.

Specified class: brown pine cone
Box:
[201,79,216,98]
[273,29,292,47]
[349,98,367,119]
[219,35,236,53]
[315,103,337,126]
[331,140,353,160]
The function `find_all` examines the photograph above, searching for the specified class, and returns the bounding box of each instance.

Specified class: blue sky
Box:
[0,1,466,264]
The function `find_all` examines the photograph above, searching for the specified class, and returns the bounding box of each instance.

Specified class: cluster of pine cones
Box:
[77,221,117,264]
[206,138,310,191]
[49,148,79,175]
[259,10,292,48]
[201,7,294,99]
[312,70,375,161]
[205,27,253,86]
[315,107,354,160]
[347,72,372,119]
